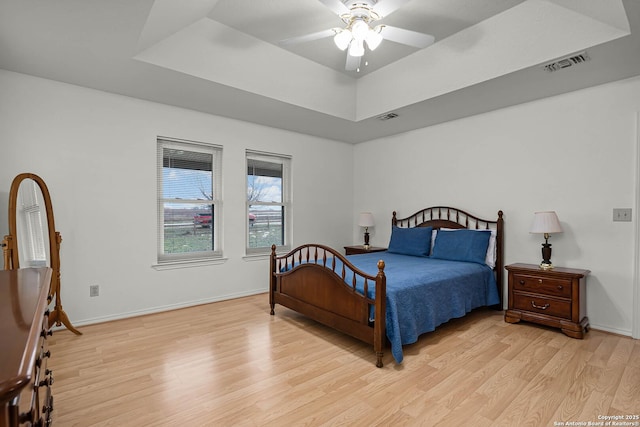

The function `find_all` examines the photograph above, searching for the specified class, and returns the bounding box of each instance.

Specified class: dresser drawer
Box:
[14,323,52,425]
[512,292,571,319]
[512,273,571,298]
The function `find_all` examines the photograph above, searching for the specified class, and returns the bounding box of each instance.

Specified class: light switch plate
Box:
[613,208,632,222]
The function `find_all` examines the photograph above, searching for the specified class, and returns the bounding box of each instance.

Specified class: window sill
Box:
[152,257,228,270]
[243,246,290,261]
[242,253,271,261]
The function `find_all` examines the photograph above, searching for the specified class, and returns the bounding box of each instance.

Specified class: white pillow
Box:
[434,228,497,268]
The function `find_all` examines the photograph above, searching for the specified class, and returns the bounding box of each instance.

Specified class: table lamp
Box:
[530,211,563,270]
[358,212,375,249]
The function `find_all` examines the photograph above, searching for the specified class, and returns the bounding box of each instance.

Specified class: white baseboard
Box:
[589,323,632,337]
[58,289,268,329]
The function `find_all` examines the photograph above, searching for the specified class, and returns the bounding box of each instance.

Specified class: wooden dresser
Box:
[0,268,54,427]
[504,263,589,338]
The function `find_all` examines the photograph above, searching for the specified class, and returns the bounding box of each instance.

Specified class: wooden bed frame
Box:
[269,206,504,368]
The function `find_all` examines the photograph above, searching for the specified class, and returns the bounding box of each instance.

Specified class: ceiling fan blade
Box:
[318,0,350,16]
[279,29,336,46]
[379,25,435,49]
[345,53,361,71]
[372,0,411,18]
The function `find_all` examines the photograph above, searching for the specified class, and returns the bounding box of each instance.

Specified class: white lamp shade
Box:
[365,28,383,51]
[530,211,563,234]
[358,212,375,227]
[348,39,364,57]
[334,29,352,50]
[351,19,369,40]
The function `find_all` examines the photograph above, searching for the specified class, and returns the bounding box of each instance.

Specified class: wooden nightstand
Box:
[344,245,387,256]
[505,263,590,338]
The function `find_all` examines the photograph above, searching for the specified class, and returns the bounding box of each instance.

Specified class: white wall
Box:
[354,75,640,336]
[2,68,639,338]
[0,69,354,325]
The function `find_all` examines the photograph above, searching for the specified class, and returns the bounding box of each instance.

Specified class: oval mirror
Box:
[3,173,81,335]
[14,178,50,268]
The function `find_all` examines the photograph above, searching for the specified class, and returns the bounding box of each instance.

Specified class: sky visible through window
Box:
[163,170,281,204]
[163,168,212,203]
[248,175,282,205]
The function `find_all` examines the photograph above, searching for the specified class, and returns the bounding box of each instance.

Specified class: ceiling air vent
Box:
[543,51,590,72]
[377,112,399,121]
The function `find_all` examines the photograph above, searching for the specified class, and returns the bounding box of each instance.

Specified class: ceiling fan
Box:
[279,0,435,72]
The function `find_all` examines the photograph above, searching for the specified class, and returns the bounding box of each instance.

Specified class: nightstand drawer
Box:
[512,273,572,298]
[512,292,571,319]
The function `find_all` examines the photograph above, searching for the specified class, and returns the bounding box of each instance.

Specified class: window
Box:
[157,138,222,263]
[246,151,291,254]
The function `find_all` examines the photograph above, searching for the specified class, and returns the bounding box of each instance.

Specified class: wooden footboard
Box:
[270,244,387,367]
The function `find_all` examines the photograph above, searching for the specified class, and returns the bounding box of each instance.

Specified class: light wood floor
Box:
[49,293,640,426]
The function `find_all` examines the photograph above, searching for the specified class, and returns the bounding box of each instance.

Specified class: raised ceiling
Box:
[208,0,527,77]
[0,0,638,143]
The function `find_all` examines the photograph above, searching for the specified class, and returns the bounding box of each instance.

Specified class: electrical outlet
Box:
[89,284,99,297]
[613,208,632,222]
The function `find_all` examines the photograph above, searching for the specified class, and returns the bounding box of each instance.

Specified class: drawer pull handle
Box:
[519,280,525,285]
[38,376,53,387]
[557,285,563,290]
[538,279,543,284]
[18,408,36,424]
[46,369,54,385]
[531,301,550,310]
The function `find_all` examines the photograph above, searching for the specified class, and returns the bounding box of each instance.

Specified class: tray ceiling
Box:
[0,0,638,143]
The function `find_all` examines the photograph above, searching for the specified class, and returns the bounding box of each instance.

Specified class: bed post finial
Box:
[392,211,397,227]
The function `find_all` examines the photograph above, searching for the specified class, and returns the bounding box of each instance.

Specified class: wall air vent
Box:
[543,51,590,72]
[377,112,399,121]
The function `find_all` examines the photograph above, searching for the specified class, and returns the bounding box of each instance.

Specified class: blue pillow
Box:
[387,226,433,257]
[431,229,491,265]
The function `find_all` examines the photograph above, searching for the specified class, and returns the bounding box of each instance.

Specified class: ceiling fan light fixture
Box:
[348,39,365,57]
[334,29,352,50]
[278,1,435,72]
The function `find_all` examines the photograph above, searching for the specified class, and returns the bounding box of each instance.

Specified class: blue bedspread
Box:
[344,252,500,364]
